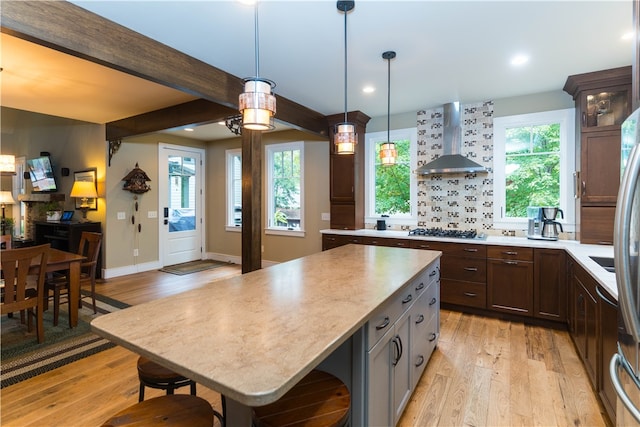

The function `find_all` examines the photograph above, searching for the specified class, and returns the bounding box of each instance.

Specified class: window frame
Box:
[265,141,305,237]
[492,108,576,231]
[364,127,418,226]
[225,148,242,232]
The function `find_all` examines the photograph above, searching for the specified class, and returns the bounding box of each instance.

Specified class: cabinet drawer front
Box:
[367,288,415,350]
[411,314,438,390]
[441,279,487,309]
[409,240,447,251]
[363,237,410,248]
[440,242,486,258]
[487,245,533,261]
[413,261,440,298]
[441,256,486,283]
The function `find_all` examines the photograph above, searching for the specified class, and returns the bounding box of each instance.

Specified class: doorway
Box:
[158,144,205,266]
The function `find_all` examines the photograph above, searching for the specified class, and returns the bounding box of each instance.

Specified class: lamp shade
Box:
[70,181,97,199]
[0,191,15,205]
[0,155,15,174]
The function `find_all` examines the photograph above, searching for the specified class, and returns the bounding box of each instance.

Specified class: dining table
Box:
[38,247,86,327]
[92,245,441,425]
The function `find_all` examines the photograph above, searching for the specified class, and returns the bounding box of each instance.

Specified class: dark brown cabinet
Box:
[426,242,487,310]
[487,246,534,316]
[597,285,618,425]
[564,66,631,244]
[34,221,102,277]
[570,260,598,385]
[533,249,567,322]
[327,112,370,230]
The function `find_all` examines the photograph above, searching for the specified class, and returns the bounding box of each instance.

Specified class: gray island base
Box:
[91,245,441,425]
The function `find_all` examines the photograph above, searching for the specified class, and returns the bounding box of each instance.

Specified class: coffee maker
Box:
[540,207,563,240]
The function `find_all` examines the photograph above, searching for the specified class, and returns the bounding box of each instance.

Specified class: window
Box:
[365,127,417,224]
[493,108,575,230]
[266,142,304,235]
[226,149,242,228]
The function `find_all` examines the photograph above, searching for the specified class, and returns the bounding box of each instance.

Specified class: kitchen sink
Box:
[589,256,615,273]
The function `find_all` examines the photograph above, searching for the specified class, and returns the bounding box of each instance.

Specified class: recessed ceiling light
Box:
[362,86,375,94]
[184,128,194,132]
[510,54,529,66]
[622,31,634,41]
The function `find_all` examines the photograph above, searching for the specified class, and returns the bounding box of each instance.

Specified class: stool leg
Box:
[190,381,196,396]
[167,386,175,395]
[138,383,145,402]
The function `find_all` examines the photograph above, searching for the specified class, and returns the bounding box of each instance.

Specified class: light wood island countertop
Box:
[91,244,441,411]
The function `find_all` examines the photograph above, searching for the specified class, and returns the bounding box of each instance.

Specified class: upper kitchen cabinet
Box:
[564,66,632,244]
[327,111,370,230]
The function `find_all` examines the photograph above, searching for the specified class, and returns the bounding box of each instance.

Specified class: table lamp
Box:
[0,191,16,235]
[70,181,97,221]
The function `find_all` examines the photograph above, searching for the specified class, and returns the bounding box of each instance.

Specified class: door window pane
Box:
[168,155,196,232]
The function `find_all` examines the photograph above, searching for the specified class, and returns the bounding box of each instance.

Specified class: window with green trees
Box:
[266,142,304,231]
[366,128,417,221]
[493,108,575,229]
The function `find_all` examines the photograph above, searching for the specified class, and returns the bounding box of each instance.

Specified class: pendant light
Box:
[239,1,276,131]
[379,51,397,166]
[335,1,356,154]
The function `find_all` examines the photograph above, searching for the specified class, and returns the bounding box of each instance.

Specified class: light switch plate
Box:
[117,211,126,220]
[321,212,330,221]
[148,211,158,218]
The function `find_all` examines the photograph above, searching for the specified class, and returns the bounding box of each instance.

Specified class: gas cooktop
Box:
[408,228,487,240]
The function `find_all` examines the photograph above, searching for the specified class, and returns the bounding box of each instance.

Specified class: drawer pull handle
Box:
[415,282,425,291]
[376,316,390,330]
[503,251,518,255]
[429,297,437,306]
[464,292,477,297]
[597,241,613,245]
[419,244,431,249]
[463,248,478,252]
[415,355,425,367]
[503,260,518,265]
[429,270,437,277]
[428,333,437,342]
[463,267,478,272]
[415,314,425,324]
[402,294,413,304]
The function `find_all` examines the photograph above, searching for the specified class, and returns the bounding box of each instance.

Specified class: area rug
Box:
[160,259,230,275]
[0,292,130,388]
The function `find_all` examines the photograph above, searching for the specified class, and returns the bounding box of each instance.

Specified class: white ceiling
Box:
[2,1,634,141]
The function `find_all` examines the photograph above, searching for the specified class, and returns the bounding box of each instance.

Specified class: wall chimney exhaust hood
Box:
[415,102,487,175]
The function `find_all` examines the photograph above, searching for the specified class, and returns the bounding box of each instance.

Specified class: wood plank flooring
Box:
[1,265,608,426]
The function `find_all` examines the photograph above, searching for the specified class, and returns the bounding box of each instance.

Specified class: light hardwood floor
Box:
[1,265,608,426]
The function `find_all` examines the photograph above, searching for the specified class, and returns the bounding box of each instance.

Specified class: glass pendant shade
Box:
[379,142,397,166]
[239,79,276,131]
[335,123,357,154]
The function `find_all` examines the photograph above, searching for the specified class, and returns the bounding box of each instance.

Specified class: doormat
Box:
[160,259,230,276]
[1,292,130,388]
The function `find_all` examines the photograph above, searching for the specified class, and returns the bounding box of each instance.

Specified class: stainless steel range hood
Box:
[415,102,487,175]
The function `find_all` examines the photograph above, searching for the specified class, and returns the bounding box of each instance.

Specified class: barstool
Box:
[102,395,216,426]
[252,369,351,427]
[137,356,196,402]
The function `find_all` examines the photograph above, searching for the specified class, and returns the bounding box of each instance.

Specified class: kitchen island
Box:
[91,244,441,425]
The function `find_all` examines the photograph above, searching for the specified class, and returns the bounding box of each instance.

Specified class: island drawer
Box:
[441,256,486,283]
[367,283,416,350]
[441,279,487,309]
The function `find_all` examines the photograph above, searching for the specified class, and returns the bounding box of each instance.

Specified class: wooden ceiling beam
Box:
[1,1,328,138]
[106,99,238,141]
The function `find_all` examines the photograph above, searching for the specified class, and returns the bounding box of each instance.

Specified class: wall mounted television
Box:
[26,156,58,193]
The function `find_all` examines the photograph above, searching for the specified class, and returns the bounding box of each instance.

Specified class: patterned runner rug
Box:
[160,259,230,275]
[0,292,129,388]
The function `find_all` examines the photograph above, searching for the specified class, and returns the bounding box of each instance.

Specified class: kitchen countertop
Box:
[91,245,441,409]
[321,228,617,299]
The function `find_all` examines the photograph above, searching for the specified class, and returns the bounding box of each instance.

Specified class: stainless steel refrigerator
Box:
[611,106,640,425]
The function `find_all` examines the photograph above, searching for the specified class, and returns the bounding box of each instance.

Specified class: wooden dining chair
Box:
[1,234,12,250]
[45,231,102,326]
[1,244,50,343]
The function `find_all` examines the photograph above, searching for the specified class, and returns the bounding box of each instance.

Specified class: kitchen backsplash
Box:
[416,100,495,231]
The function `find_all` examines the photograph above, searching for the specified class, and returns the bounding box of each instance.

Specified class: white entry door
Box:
[158,144,205,266]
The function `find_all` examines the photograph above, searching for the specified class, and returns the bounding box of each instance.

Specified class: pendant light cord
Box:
[343,5,348,123]
[387,55,391,143]
[254,3,260,78]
